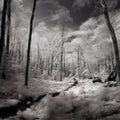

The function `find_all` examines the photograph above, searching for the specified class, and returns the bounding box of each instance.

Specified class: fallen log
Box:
[35,78,78,101]
[64,78,78,91]
[92,77,103,83]
[0,99,20,118]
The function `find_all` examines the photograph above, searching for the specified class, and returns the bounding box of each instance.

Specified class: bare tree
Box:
[35,41,40,78]
[50,52,54,76]
[25,0,37,86]
[74,45,83,78]
[6,0,11,54]
[75,48,80,78]
[71,53,75,76]
[0,0,8,63]
[60,23,64,81]
[73,0,120,82]
[58,7,72,81]
[99,0,120,82]
[63,48,66,76]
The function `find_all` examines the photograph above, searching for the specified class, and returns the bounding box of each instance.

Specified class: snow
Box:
[1,74,120,120]
[0,99,20,108]
[17,108,37,120]
[31,79,120,120]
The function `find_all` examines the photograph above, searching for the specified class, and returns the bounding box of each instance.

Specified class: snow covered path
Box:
[1,78,120,120]
[32,79,120,120]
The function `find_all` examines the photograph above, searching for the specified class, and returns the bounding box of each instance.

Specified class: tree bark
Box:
[50,54,54,76]
[63,48,66,76]
[35,42,40,78]
[6,0,11,54]
[1,0,11,79]
[60,25,64,81]
[0,0,8,63]
[77,51,80,78]
[100,0,120,82]
[25,0,37,86]
[71,54,75,75]
[47,56,50,76]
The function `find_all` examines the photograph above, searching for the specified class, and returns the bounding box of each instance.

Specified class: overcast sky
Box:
[22,0,97,29]
[0,0,120,31]
[1,0,120,61]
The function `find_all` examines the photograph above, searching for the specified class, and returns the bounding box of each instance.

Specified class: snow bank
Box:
[34,93,74,119]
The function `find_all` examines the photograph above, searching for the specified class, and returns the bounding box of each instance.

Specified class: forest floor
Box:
[1,71,120,120]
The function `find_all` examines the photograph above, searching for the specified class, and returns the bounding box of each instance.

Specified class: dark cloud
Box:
[23,0,61,26]
[22,0,97,29]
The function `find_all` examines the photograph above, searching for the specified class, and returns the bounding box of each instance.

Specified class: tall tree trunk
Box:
[6,0,11,54]
[50,54,54,76]
[63,48,66,76]
[77,51,80,78]
[47,56,50,76]
[84,60,86,70]
[0,0,8,63]
[25,0,37,86]
[35,42,40,78]
[60,25,64,81]
[71,54,75,76]
[98,60,100,73]
[1,0,12,79]
[18,42,22,63]
[111,48,115,70]
[100,0,120,82]
[40,57,44,74]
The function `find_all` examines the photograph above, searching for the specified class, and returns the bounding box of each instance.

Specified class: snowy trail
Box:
[1,78,120,120]
[0,78,78,119]
[32,79,120,120]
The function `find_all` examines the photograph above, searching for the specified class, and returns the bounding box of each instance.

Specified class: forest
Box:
[0,0,120,120]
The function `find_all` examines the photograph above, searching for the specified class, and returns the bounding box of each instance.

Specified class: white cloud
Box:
[65,10,120,61]
[79,18,98,34]
[51,14,60,21]
[50,6,72,25]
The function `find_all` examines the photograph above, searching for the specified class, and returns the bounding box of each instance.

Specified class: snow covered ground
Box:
[25,79,120,120]
[1,76,120,120]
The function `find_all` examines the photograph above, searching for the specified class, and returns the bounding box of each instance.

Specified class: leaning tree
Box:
[73,0,120,82]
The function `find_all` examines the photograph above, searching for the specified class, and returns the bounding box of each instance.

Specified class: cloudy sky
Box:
[22,0,120,30]
[15,0,120,56]
[22,0,97,29]
[1,0,120,62]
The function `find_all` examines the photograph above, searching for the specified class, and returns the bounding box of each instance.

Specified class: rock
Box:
[0,99,20,108]
[17,108,38,120]
[34,95,52,119]
[27,101,31,106]
[0,99,20,118]
[17,110,23,117]
[7,116,19,120]
[18,94,23,100]
[6,99,20,106]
